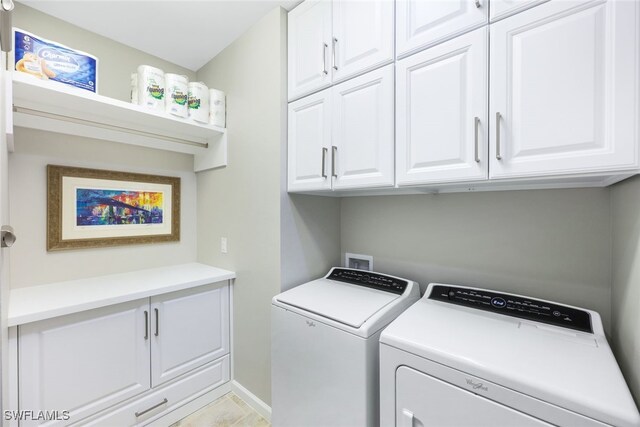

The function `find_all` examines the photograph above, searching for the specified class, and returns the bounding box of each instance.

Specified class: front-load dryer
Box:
[272,268,419,427]
[380,283,640,427]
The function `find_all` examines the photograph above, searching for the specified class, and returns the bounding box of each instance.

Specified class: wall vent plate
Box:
[345,253,373,271]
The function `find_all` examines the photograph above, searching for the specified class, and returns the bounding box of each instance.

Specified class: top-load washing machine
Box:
[272,267,419,427]
[380,283,640,427]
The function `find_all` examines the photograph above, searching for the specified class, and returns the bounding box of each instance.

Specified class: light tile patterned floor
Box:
[171,393,270,427]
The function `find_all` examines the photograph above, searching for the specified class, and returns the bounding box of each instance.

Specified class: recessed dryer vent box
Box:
[345,253,373,271]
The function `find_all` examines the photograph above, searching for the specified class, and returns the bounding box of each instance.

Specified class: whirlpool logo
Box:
[465,378,488,392]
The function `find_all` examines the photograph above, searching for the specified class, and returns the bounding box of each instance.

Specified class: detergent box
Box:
[14,28,98,93]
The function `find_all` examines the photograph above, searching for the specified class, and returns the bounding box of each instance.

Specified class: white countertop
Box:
[8,263,235,327]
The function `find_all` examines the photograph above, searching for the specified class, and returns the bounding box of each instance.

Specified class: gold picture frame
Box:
[47,165,180,251]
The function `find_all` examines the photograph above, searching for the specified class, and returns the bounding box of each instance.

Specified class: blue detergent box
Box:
[14,28,98,93]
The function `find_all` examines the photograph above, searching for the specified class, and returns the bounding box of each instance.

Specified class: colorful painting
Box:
[47,165,180,251]
[76,189,164,226]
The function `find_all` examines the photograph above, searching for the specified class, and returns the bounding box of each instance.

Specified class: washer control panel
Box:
[327,268,408,295]
[429,285,592,333]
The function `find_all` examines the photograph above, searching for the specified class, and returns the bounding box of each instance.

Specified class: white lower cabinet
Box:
[19,300,151,426]
[151,284,229,387]
[396,27,488,186]
[18,282,230,426]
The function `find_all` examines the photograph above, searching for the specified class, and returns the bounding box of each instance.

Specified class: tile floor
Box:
[171,393,270,427]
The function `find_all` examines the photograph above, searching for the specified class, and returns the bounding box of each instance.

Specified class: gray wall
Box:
[9,129,197,287]
[611,176,640,406]
[195,8,284,405]
[341,189,613,329]
[8,5,199,288]
[195,7,340,405]
[13,3,196,101]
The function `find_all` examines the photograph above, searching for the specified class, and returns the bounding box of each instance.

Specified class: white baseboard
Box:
[231,380,272,422]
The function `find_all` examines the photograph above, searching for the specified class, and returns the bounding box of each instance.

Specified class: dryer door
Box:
[396,366,552,426]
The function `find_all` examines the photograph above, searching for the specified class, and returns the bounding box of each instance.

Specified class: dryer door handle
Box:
[400,409,414,427]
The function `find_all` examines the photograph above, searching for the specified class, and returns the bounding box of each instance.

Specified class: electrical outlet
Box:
[221,237,228,254]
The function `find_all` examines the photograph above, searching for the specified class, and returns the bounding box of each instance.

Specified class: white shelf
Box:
[8,263,236,326]
[11,72,227,172]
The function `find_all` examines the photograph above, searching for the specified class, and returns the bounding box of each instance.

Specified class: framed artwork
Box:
[47,165,180,251]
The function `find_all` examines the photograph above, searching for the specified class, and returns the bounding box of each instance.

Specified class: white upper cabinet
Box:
[151,283,229,387]
[332,64,395,189]
[288,0,332,101]
[490,0,640,180]
[397,28,488,186]
[288,89,333,192]
[288,0,393,101]
[332,0,394,83]
[396,0,487,59]
[490,0,548,22]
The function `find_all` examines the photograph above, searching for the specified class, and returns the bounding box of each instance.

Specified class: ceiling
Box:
[19,0,301,71]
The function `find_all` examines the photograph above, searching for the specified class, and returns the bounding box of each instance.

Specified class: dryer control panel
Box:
[328,269,408,295]
[429,285,592,333]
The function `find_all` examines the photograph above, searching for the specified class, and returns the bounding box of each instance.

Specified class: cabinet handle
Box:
[332,38,338,71]
[321,147,328,178]
[322,43,328,75]
[331,146,338,177]
[475,0,481,8]
[401,409,415,427]
[154,308,159,337]
[144,311,148,340]
[495,112,502,160]
[474,117,480,163]
[135,398,168,418]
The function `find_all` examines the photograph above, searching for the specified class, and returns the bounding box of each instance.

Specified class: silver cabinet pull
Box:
[475,0,481,8]
[331,146,338,177]
[332,38,338,71]
[1,225,16,248]
[322,43,328,75]
[321,147,328,178]
[135,398,168,418]
[474,117,481,163]
[154,308,159,337]
[144,311,148,340]
[495,112,502,160]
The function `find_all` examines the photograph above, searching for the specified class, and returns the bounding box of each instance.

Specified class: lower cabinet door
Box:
[18,299,151,426]
[150,282,230,387]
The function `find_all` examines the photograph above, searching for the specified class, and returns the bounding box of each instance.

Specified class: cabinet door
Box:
[150,283,229,387]
[288,89,332,192]
[332,0,394,83]
[19,300,150,426]
[332,64,395,190]
[396,0,487,59]
[397,28,488,186]
[489,0,548,22]
[490,0,640,180]
[288,0,332,101]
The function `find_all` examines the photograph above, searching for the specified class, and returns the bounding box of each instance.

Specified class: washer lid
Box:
[274,278,399,329]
